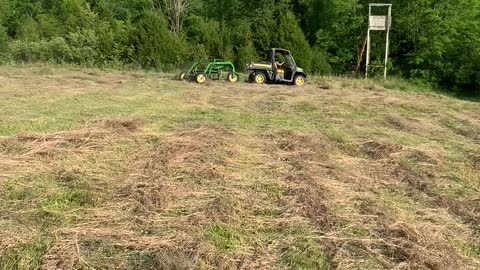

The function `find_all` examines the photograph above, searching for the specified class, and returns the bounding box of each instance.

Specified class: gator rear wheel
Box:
[254,73,266,84]
[196,73,207,84]
[227,72,238,83]
[294,75,306,86]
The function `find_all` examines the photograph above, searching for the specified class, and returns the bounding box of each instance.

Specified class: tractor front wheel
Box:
[294,75,306,86]
[227,72,238,83]
[196,73,207,84]
[254,73,266,84]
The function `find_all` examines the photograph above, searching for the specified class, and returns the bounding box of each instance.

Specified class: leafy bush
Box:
[16,17,40,42]
[66,29,100,66]
[0,26,8,63]
[9,38,71,64]
[9,40,45,63]
[311,47,332,75]
[48,37,72,63]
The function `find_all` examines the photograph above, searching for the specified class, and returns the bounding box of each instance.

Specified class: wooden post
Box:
[365,5,372,79]
[384,6,391,79]
[354,37,367,77]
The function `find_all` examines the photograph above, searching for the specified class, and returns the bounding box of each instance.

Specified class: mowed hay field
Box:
[0,65,479,270]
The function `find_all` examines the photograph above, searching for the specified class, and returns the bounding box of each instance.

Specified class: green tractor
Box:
[246,48,307,86]
[178,59,238,84]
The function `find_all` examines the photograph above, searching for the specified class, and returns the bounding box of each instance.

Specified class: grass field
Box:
[0,65,479,269]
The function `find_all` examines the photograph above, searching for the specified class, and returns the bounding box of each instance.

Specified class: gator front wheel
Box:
[254,73,266,84]
[294,75,306,86]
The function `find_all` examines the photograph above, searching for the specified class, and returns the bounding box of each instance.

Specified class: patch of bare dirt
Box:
[360,140,402,159]
[205,194,244,223]
[94,117,144,132]
[117,182,170,214]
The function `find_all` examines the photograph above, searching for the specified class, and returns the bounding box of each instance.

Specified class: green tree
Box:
[132,10,187,68]
[272,10,312,71]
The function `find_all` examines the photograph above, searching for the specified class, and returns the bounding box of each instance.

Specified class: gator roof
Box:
[272,48,291,53]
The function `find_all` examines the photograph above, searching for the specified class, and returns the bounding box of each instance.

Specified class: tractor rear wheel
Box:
[254,73,266,84]
[196,73,207,84]
[294,75,306,86]
[227,72,238,83]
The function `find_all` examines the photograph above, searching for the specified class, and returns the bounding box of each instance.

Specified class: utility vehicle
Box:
[246,48,307,86]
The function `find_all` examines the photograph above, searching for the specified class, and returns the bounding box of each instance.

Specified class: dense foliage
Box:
[0,0,479,94]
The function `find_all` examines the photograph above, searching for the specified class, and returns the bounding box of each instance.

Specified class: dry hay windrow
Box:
[118,124,231,215]
[42,124,263,269]
[0,118,149,269]
[0,129,110,159]
[258,130,343,262]
[358,143,480,269]
[354,196,469,270]
[0,117,143,181]
[370,149,480,236]
[0,117,142,159]
[259,130,478,269]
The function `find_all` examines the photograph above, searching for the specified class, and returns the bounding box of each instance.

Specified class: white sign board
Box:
[369,16,391,31]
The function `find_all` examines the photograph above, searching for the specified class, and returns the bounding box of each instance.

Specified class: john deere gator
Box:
[246,48,307,86]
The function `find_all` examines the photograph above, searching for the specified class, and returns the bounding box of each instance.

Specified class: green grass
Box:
[0,237,51,270]
[281,237,331,270]
[205,224,241,251]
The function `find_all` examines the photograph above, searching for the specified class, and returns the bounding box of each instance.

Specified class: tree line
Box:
[0,0,479,95]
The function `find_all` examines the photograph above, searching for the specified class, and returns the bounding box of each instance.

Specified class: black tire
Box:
[227,72,238,83]
[293,75,306,86]
[248,73,254,82]
[196,73,207,84]
[253,72,266,84]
